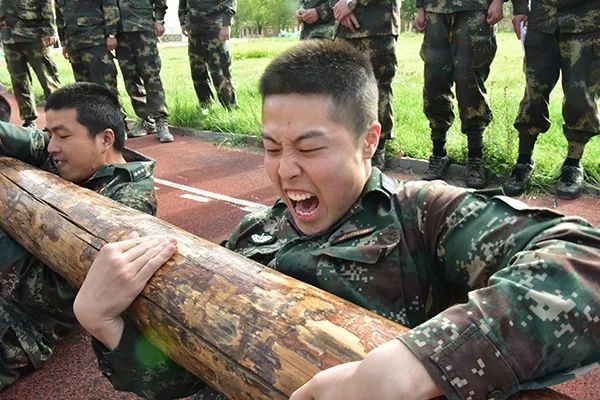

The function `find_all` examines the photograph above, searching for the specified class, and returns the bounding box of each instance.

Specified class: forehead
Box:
[45,108,80,130]
[262,94,352,141]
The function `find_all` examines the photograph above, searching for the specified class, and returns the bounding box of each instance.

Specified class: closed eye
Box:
[299,147,325,153]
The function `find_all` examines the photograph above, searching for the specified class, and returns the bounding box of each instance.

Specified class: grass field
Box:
[1,33,598,190]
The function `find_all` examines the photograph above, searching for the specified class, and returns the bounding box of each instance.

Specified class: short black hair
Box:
[45,82,126,151]
[259,40,378,140]
[0,94,11,122]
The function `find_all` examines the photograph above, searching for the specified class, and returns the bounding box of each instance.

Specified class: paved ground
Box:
[1,93,599,399]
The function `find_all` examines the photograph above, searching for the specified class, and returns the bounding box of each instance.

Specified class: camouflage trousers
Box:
[338,36,397,144]
[116,31,169,119]
[514,29,600,143]
[68,44,119,98]
[3,41,61,123]
[188,34,237,109]
[0,230,76,389]
[420,10,496,140]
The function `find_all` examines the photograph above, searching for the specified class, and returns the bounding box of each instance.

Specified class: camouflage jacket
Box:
[117,0,167,33]
[178,0,236,36]
[333,0,400,38]
[512,0,600,33]
[0,122,156,387]
[90,169,599,400]
[0,0,55,44]
[299,0,335,40]
[55,0,120,51]
[415,0,527,15]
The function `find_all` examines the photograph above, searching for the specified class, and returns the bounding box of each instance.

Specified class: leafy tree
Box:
[236,0,296,36]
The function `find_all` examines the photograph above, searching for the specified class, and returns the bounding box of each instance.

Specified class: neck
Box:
[105,149,126,165]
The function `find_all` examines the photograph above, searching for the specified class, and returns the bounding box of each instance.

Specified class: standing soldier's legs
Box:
[81,46,119,97]
[503,30,560,196]
[555,30,600,199]
[206,37,237,109]
[129,31,172,142]
[116,32,149,122]
[420,12,453,180]
[452,10,496,188]
[68,50,93,83]
[4,43,37,124]
[22,41,60,101]
[189,34,214,106]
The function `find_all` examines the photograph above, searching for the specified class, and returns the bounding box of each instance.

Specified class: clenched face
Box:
[46,108,107,184]
[262,94,379,235]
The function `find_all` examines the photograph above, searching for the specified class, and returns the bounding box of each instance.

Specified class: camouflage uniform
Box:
[179,0,237,109]
[417,0,512,142]
[55,0,121,96]
[0,0,61,124]
[299,0,335,40]
[90,169,600,400]
[334,0,399,145]
[116,0,169,121]
[0,122,157,389]
[513,0,600,145]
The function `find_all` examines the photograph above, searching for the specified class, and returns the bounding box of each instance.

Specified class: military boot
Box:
[502,160,535,197]
[156,118,174,143]
[556,164,584,199]
[128,118,156,138]
[465,157,486,189]
[423,155,450,181]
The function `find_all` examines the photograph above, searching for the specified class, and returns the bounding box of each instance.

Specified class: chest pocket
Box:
[236,241,285,268]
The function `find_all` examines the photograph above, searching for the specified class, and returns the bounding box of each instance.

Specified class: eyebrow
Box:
[47,124,67,133]
[262,130,325,145]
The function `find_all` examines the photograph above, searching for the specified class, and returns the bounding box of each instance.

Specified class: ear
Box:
[362,121,381,160]
[99,128,116,151]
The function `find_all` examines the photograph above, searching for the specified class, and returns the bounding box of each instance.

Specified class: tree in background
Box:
[236,0,296,37]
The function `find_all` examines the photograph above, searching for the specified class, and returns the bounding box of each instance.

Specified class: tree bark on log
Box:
[0,157,573,400]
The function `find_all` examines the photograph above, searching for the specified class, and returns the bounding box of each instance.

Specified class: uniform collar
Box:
[84,147,155,184]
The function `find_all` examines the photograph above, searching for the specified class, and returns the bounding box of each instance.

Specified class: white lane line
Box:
[154,178,268,213]
[180,194,211,203]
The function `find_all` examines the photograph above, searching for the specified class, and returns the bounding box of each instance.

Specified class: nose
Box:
[47,134,58,154]
[278,152,301,181]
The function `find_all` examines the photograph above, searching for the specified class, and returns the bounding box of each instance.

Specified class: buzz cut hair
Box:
[259,40,378,140]
[45,82,126,151]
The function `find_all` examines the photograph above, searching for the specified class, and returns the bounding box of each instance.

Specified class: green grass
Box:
[1,34,598,190]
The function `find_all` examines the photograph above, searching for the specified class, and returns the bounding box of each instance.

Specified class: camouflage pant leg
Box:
[117,31,168,119]
[453,10,495,134]
[68,45,119,98]
[513,30,561,137]
[341,36,397,142]
[3,42,37,122]
[188,34,213,105]
[560,30,600,143]
[205,37,236,108]
[423,11,495,137]
[22,41,61,100]
[420,12,454,137]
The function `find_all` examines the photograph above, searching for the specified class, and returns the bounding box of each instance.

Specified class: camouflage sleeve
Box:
[177,0,187,27]
[101,0,119,36]
[0,122,49,167]
[108,180,158,216]
[153,0,167,22]
[54,2,66,46]
[222,0,236,25]
[41,0,57,37]
[399,194,600,400]
[91,319,215,399]
[511,0,528,15]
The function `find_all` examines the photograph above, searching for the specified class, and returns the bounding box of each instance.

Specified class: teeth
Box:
[287,191,314,201]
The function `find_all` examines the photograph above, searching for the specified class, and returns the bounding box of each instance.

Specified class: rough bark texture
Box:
[0,157,573,400]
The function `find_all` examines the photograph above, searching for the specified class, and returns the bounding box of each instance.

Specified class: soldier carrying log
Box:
[0,83,157,389]
[74,40,600,400]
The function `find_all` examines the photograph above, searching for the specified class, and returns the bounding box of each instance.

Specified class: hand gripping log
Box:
[0,157,572,400]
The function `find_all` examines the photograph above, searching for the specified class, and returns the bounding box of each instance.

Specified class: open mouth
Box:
[287,190,319,219]
[54,160,66,169]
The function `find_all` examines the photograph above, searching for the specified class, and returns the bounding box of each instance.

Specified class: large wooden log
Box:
[0,156,572,400]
